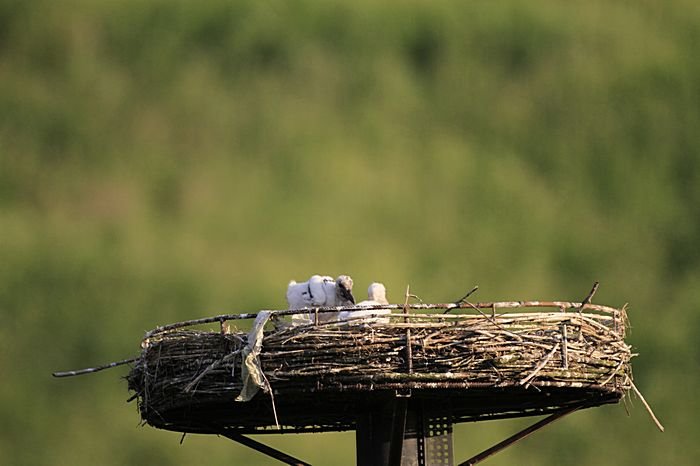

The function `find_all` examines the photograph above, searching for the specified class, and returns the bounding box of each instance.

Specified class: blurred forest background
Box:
[1,0,698,464]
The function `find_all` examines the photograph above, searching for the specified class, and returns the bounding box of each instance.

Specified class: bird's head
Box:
[367,282,388,304]
[335,275,355,305]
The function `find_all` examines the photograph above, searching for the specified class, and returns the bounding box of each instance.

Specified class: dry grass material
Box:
[127,302,633,435]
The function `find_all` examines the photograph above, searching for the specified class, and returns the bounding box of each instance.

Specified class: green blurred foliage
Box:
[1,0,698,464]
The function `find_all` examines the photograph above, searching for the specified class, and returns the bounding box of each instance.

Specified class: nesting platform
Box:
[126,301,633,437]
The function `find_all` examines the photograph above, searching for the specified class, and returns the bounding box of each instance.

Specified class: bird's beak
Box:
[340,286,355,304]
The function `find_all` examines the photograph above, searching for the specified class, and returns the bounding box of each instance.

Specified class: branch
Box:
[578,281,600,312]
[519,343,560,387]
[445,286,479,314]
[628,377,665,432]
[52,357,137,378]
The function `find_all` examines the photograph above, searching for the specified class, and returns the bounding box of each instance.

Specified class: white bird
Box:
[315,275,355,323]
[359,282,389,306]
[287,274,355,325]
[287,275,327,325]
[286,277,315,309]
[339,282,391,324]
[308,275,332,306]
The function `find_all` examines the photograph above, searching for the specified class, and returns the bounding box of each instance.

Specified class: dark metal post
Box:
[356,399,454,466]
[356,402,395,466]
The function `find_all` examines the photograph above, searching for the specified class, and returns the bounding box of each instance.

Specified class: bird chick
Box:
[339,282,391,324]
[286,279,313,309]
[316,275,355,323]
[359,282,389,306]
[288,274,355,325]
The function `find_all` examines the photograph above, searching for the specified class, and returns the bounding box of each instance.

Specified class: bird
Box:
[287,274,356,325]
[308,275,332,306]
[359,282,388,306]
[316,275,355,323]
[287,275,325,325]
[286,277,316,309]
[339,282,391,324]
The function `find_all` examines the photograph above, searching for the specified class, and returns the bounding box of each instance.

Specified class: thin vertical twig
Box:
[560,323,569,370]
[403,285,414,375]
[403,285,411,318]
[260,371,280,430]
[620,303,630,338]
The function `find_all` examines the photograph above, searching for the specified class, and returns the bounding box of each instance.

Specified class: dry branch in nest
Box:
[125,301,638,435]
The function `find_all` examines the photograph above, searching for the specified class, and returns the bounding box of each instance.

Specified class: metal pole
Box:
[356,398,454,466]
[388,399,408,466]
[356,400,395,466]
[222,432,312,466]
[458,406,579,466]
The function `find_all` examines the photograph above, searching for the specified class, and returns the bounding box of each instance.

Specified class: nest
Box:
[127,301,633,435]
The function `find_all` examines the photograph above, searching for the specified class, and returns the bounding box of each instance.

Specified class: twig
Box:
[620,303,630,337]
[401,286,415,377]
[570,282,598,340]
[184,350,241,392]
[560,323,569,370]
[403,285,411,312]
[261,371,280,429]
[52,357,137,378]
[599,360,624,387]
[403,284,423,306]
[628,377,665,432]
[623,392,632,417]
[578,282,600,313]
[445,286,479,314]
[519,343,560,387]
[460,300,518,338]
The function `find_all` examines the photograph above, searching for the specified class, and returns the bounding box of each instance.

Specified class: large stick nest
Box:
[127,302,633,435]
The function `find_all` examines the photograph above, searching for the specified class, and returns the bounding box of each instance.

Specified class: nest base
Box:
[145,386,622,435]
